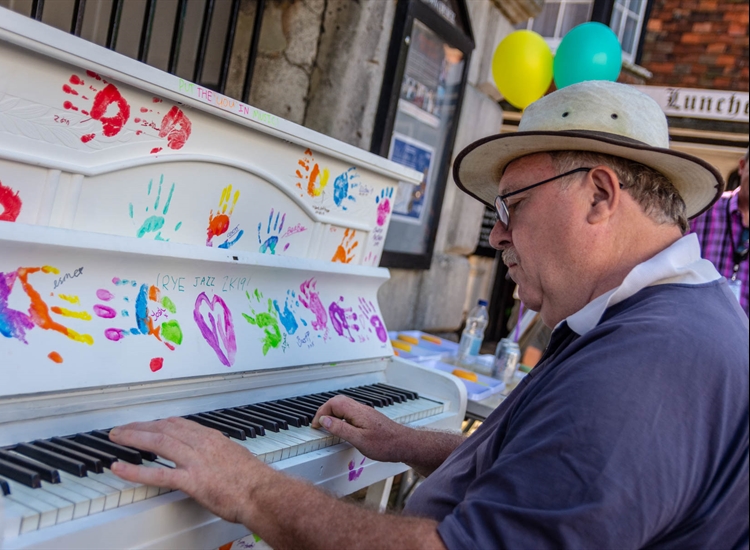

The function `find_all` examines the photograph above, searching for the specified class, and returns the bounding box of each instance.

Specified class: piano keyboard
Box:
[1,384,443,537]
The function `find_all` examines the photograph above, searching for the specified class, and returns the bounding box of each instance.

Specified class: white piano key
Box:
[3,497,40,535]
[38,480,90,519]
[140,461,170,499]
[4,481,61,528]
[87,470,137,506]
[55,472,107,514]
[58,470,119,511]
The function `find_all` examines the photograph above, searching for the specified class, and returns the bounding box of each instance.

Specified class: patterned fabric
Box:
[690,188,749,315]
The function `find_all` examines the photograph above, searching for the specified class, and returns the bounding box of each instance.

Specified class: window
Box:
[516,0,648,64]
[515,0,594,50]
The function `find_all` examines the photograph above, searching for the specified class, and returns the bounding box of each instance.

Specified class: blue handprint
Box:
[257,208,290,254]
[129,175,182,240]
[273,289,306,335]
[375,187,394,227]
[332,167,359,210]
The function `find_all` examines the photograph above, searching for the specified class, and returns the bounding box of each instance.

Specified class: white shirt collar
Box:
[566,233,722,336]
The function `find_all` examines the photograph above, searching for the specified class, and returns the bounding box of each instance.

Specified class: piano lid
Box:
[0,9,414,398]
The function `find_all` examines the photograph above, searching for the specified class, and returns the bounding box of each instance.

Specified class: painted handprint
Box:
[242,289,282,355]
[258,209,290,254]
[329,296,359,342]
[363,251,379,266]
[348,457,366,481]
[0,266,94,352]
[207,185,244,249]
[375,187,394,227]
[94,278,183,351]
[332,167,359,210]
[130,175,182,240]
[295,149,329,198]
[0,181,22,222]
[134,99,193,153]
[273,290,304,336]
[332,228,359,264]
[298,278,329,338]
[63,71,130,143]
[358,298,388,343]
[194,292,236,367]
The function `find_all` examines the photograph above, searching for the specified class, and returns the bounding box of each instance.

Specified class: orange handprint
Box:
[332,229,359,264]
[207,185,243,248]
[295,149,330,198]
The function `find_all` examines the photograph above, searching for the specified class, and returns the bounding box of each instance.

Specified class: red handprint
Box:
[0,181,22,222]
[135,104,192,151]
[63,71,130,143]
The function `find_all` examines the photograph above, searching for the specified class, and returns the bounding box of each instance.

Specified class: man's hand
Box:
[109,417,273,526]
[312,395,410,463]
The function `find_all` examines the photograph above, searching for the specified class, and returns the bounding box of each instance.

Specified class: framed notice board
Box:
[371,0,474,270]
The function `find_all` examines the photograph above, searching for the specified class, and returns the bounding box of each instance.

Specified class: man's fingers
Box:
[312,395,362,428]
[110,460,184,488]
[110,421,194,463]
[316,415,362,446]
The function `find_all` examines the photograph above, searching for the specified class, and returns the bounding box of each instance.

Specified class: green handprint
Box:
[242,289,282,355]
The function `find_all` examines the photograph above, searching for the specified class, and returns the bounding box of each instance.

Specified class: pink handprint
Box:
[375,188,394,227]
[358,297,388,343]
[299,278,328,338]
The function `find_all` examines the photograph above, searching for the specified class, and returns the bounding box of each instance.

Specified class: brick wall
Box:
[640,0,749,91]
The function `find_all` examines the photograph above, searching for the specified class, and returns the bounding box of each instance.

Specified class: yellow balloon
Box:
[492,30,553,109]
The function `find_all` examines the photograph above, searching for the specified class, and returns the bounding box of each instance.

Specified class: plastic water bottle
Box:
[456,300,489,367]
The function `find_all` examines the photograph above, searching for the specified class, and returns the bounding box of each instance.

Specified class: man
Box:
[109,81,749,549]
[690,148,749,315]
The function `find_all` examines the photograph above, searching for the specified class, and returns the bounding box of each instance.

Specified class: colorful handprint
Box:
[332,228,359,264]
[258,209,290,254]
[63,71,130,143]
[207,185,244,249]
[273,290,302,335]
[295,149,329,198]
[0,181,22,222]
[298,278,329,339]
[0,266,93,348]
[94,279,183,352]
[329,296,359,342]
[375,187,394,227]
[130,175,182,241]
[358,298,388,343]
[348,457,366,481]
[332,167,359,210]
[242,289,283,355]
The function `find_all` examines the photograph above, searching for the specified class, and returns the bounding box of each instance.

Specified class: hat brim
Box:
[453,130,724,219]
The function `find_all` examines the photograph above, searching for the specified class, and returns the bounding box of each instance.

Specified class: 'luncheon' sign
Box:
[633,86,749,123]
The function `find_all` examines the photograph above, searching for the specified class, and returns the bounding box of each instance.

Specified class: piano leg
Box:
[363,476,393,513]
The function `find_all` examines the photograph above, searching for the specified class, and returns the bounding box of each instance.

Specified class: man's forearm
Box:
[244,466,445,550]
[395,427,465,477]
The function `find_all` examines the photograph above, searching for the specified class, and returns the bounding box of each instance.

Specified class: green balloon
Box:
[554,22,622,89]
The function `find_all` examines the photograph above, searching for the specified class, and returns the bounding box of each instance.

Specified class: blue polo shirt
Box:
[405,254,749,548]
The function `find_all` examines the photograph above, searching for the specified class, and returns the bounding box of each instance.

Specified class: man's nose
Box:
[489,219,511,250]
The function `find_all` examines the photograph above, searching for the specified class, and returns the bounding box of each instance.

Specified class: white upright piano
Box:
[0,9,466,549]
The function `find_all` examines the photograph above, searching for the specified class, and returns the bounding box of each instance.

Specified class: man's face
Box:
[489,153,588,324]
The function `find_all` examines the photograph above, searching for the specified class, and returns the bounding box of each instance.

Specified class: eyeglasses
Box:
[493,167,592,229]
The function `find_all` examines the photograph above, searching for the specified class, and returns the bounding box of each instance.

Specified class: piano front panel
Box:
[0,224,393,398]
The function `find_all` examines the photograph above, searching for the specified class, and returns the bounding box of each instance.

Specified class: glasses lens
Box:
[494,196,508,227]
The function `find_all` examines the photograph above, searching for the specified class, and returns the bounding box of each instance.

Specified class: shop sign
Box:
[633,86,749,123]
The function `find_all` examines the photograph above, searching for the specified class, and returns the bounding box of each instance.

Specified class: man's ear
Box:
[585,165,620,225]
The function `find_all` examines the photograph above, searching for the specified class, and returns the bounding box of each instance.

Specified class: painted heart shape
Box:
[193,292,237,367]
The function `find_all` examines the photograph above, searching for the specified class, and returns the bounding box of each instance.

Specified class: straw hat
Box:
[453,80,724,218]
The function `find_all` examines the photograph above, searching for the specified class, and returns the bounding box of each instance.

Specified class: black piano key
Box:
[50,437,117,468]
[14,443,87,478]
[73,434,143,465]
[263,403,310,426]
[90,430,159,462]
[185,415,243,439]
[0,450,59,484]
[278,399,320,416]
[374,383,418,400]
[245,404,301,428]
[295,395,328,407]
[362,385,405,403]
[339,389,382,407]
[224,408,282,432]
[199,413,256,438]
[0,477,9,495]
[324,390,371,407]
[269,402,312,424]
[208,411,264,437]
[0,458,40,488]
[356,387,395,405]
[34,440,103,474]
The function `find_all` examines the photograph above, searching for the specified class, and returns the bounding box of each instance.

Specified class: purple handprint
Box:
[329,296,359,342]
[358,297,387,343]
[299,278,328,338]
